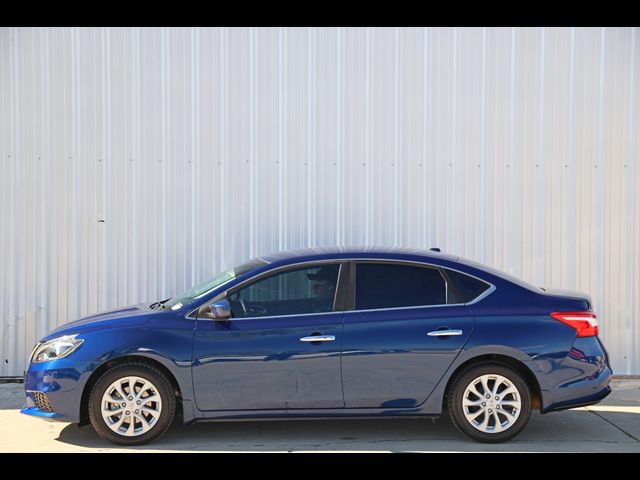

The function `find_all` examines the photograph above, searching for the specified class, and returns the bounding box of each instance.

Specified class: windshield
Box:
[162,258,268,310]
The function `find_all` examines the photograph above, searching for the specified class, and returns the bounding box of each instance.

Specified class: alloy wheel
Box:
[100,376,163,437]
[462,373,522,433]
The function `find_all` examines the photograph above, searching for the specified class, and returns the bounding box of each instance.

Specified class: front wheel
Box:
[88,363,176,446]
[448,363,532,443]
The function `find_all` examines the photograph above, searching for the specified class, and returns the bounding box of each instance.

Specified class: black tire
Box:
[447,362,531,443]
[88,362,176,446]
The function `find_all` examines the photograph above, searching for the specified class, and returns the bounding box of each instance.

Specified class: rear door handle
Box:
[427,329,463,337]
[300,335,335,342]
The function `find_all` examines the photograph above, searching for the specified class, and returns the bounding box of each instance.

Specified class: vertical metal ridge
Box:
[626,27,636,374]
[160,27,169,297]
[278,27,285,250]
[421,27,429,249]
[132,27,141,302]
[336,27,343,247]
[567,27,576,289]
[364,27,371,246]
[393,27,400,246]
[307,27,315,247]
[537,27,546,287]
[249,27,256,258]
[218,27,226,270]
[10,26,21,372]
[479,27,488,263]
[0,27,8,375]
[596,27,607,338]
[70,27,80,318]
[450,27,458,253]
[104,27,113,310]
[282,27,289,250]
[42,27,52,342]
[507,27,517,275]
[190,27,198,285]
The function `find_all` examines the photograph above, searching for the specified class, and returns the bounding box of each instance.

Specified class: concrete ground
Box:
[1,379,639,452]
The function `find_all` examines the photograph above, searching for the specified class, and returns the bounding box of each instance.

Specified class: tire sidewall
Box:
[449,363,532,443]
[89,364,175,446]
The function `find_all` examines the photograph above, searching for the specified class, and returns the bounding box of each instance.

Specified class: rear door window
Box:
[355,263,447,310]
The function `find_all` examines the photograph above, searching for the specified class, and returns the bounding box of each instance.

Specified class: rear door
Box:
[341,261,475,408]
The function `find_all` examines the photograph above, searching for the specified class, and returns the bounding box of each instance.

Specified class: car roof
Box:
[253,247,542,295]
[259,246,459,265]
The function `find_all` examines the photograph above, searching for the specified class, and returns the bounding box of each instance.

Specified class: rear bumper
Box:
[541,368,612,413]
[540,336,613,413]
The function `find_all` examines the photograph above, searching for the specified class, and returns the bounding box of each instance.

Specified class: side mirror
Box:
[209,299,231,320]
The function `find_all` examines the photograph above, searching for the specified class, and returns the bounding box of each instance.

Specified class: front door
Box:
[192,262,346,411]
[341,261,475,408]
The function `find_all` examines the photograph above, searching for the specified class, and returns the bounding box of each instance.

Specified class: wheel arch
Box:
[79,354,191,426]
[442,354,543,412]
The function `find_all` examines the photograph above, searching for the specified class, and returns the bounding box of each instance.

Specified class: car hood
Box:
[42,303,154,341]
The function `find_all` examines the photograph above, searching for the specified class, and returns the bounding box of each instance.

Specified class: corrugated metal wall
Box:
[1,27,638,377]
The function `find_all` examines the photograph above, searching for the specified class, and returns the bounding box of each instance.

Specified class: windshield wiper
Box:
[150,298,170,311]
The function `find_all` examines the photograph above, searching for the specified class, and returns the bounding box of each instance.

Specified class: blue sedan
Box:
[21,247,612,445]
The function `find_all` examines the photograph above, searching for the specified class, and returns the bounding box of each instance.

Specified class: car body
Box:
[21,247,612,444]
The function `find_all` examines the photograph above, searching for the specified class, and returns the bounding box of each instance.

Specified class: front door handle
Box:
[300,335,335,342]
[427,329,463,337]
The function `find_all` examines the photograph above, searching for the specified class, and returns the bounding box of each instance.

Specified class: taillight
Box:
[550,311,599,337]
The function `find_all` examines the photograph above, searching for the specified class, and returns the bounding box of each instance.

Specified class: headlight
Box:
[31,334,83,363]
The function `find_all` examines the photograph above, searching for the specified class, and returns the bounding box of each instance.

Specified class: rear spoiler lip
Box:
[539,288,593,310]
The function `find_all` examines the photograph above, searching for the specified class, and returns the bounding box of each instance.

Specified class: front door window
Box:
[228,264,341,318]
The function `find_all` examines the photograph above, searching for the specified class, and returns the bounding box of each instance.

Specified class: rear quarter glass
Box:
[444,269,491,303]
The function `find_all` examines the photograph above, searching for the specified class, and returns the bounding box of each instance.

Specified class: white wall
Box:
[1,27,638,376]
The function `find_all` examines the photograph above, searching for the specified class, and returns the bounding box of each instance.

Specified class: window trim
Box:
[440,268,463,304]
[187,260,348,320]
[186,257,495,320]
[345,259,495,314]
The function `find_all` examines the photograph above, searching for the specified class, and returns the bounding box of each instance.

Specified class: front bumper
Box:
[20,406,67,421]
[20,360,92,423]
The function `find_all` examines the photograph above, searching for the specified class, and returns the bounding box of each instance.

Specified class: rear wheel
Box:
[88,363,175,446]
[448,363,531,443]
